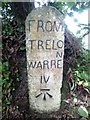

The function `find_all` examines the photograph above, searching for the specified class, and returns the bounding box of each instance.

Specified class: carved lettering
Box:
[28,39,63,50]
[40,75,50,83]
[29,20,63,32]
[28,59,63,70]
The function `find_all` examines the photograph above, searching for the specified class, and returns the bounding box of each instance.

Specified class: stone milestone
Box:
[25,6,64,113]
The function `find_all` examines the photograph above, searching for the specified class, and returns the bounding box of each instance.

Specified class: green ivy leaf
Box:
[78,106,88,118]
[20,47,26,51]
[83,82,90,87]
[67,2,76,8]
[80,72,88,80]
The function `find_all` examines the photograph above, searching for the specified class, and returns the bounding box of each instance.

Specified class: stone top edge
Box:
[25,6,64,22]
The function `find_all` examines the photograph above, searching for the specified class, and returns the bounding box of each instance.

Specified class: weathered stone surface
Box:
[25,6,64,113]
